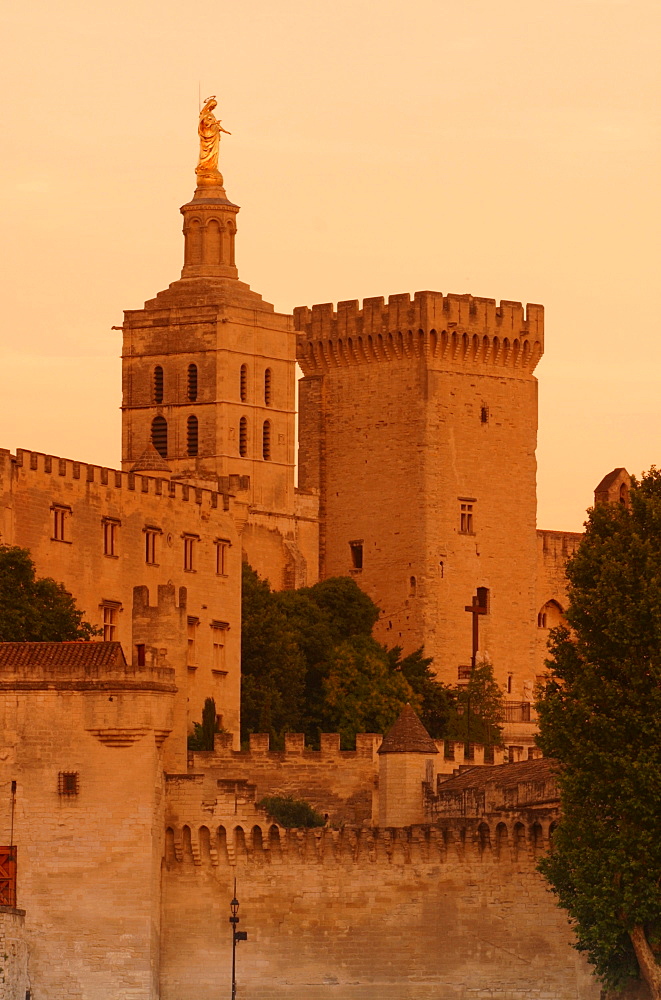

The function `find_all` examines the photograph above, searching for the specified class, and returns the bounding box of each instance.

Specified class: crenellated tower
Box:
[120,105,319,587]
[296,290,544,697]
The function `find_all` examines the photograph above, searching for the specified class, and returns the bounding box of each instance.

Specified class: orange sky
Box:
[1,0,659,531]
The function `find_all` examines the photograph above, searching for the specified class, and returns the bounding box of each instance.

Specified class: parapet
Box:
[294,290,544,376]
[9,448,234,514]
[0,641,176,693]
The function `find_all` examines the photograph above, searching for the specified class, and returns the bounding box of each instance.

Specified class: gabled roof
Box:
[594,468,629,494]
[129,441,172,474]
[378,704,438,755]
[0,641,127,669]
[437,757,556,793]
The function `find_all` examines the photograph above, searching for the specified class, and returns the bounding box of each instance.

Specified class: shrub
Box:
[258,795,325,828]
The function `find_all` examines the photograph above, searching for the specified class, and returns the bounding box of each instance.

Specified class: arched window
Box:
[619,482,628,505]
[207,219,222,264]
[153,366,164,404]
[240,364,247,402]
[262,420,271,460]
[187,364,198,402]
[151,416,167,458]
[187,415,199,457]
[264,368,272,406]
[239,417,248,457]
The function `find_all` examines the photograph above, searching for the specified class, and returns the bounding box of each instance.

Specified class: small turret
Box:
[378,705,438,827]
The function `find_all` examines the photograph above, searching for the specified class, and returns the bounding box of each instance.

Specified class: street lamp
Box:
[229,878,248,999]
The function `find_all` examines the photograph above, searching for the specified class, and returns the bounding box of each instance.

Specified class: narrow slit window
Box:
[262,420,271,460]
[239,417,248,457]
[144,527,160,565]
[183,535,198,572]
[350,541,363,570]
[187,617,199,666]
[215,539,230,576]
[187,415,199,457]
[153,366,164,404]
[151,416,168,459]
[264,368,272,406]
[187,364,198,402]
[240,364,248,402]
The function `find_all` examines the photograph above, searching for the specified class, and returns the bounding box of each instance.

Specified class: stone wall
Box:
[160,821,600,1000]
[0,908,27,1000]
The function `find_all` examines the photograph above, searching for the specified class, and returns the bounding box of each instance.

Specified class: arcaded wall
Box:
[160,822,600,1000]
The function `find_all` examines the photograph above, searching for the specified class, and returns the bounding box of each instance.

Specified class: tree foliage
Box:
[536,469,661,998]
[0,545,99,641]
[257,795,325,828]
[187,697,220,751]
[240,564,455,748]
[445,661,504,745]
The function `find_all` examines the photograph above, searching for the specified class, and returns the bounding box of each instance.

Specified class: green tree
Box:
[536,468,661,999]
[0,545,99,641]
[446,660,504,745]
[257,795,325,828]
[322,635,417,747]
[187,697,220,751]
[240,564,454,748]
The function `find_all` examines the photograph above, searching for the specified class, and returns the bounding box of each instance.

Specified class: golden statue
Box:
[196,96,231,179]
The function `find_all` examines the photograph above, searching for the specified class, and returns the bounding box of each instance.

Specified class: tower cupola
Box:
[180,96,239,280]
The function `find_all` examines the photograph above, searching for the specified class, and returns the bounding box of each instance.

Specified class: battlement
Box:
[7,448,233,513]
[164,814,556,868]
[294,291,543,375]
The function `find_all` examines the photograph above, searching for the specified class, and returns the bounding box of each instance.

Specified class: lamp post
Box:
[229,878,247,1000]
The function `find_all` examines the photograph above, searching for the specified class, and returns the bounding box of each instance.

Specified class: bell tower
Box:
[119,103,318,588]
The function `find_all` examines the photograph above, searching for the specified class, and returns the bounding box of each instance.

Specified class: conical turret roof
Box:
[130,442,172,475]
[378,704,438,755]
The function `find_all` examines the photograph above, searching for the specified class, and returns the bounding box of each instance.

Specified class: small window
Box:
[264,368,272,406]
[145,527,160,565]
[58,771,79,796]
[262,420,271,460]
[240,364,248,402]
[537,611,547,628]
[51,504,70,542]
[507,674,513,694]
[239,417,248,457]
[187,364,198,402]
[101,602,120,641]
[136,644,146,667]
[102,518,119,557]
[409,576,417,597]
[619,482,628,505]
[211,623,227,672]
[187,617,199,666]
[476,587,489,611]
[153,366,164,404]
[187,415,199,457]
[350,541,363,570]
[183,535,197,572]
[215,539,230,576]
[151,416,168,459]
[460,502,474,534]
[480,405,489,424]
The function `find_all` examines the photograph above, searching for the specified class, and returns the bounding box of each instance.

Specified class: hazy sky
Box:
[1,0,659,531]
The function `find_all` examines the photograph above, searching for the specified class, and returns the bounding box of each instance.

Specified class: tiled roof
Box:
[129,442,172,474]
[378,704,438,755]
[0,642,127,669]
[438,757,557,793]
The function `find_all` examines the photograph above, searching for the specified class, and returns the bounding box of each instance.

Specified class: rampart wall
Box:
[160,818,599,1000]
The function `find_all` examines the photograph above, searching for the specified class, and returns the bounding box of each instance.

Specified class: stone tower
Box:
[295,292,544,694]
[120,133,318,586]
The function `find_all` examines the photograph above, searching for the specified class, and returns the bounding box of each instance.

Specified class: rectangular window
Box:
[211,621,229,673]
[459,502,474,534]
[183,535,198,572]
[349,540,364,570]
[187,617,199,667]
[145,527,160,565]
[100,601,121,641]
[215,539,231,576]
[136,644,146,667]
[58,771,79,796]
[102,518,119,557]
[51,504,71,542]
